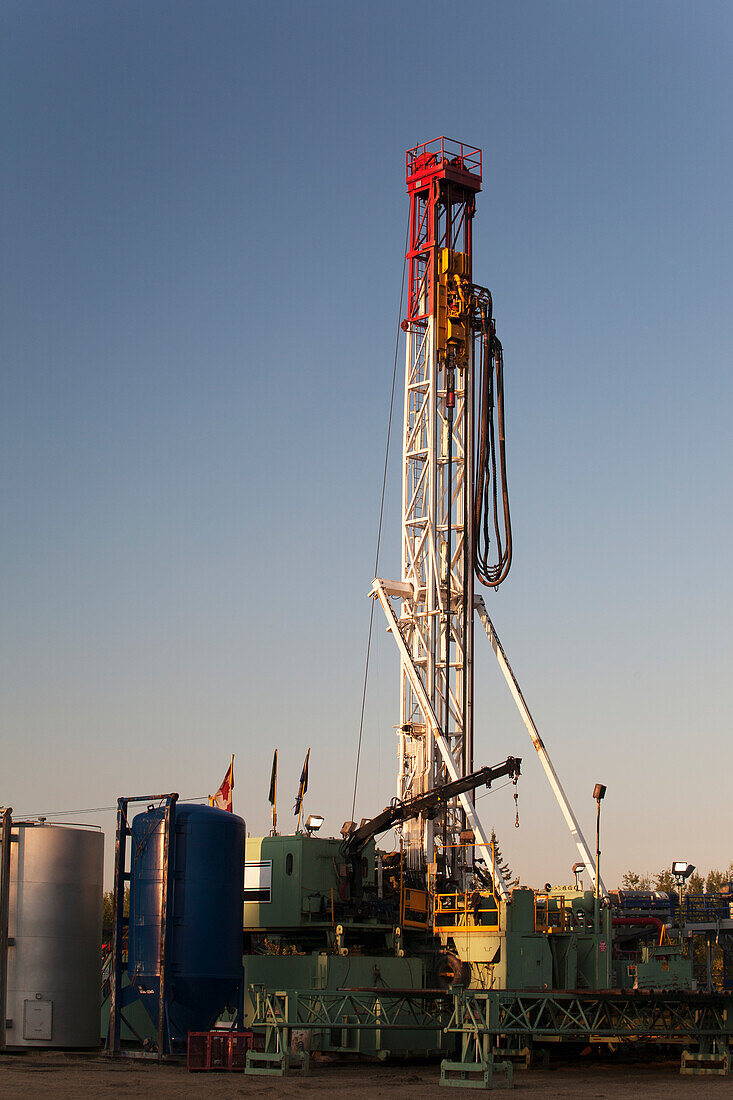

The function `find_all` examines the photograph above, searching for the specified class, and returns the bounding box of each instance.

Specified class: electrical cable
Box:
[13,795,209,819]
[474,778,514,802]
[350,214,409,821]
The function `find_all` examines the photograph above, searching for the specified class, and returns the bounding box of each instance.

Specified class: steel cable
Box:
[350,215,409,820]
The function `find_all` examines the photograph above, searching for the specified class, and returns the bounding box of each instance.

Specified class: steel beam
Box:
[474,596,605,895]
[446,988,733,1043]
[251,985,450,1033]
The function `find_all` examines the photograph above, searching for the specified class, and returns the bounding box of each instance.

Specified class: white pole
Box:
[475,597,606,896]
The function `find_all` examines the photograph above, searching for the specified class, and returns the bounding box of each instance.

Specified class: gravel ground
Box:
[1,1051,733,1099]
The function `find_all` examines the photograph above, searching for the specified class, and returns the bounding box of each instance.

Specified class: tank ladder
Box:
[107,792,178,1059]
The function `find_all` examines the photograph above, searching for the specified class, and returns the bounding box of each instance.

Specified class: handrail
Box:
[406,137,482,180]
[535,894,570,933]
[433,890,500,931]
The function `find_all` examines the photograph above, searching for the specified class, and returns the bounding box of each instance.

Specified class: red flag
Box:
[210,755,234,812]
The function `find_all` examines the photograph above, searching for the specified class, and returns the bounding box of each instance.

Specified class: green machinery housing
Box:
[242,832,436,1057]
[240,830,614,1059]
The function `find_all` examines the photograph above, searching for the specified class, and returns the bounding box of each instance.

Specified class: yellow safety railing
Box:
[432,889,500,931]
[425,839,503,932]
[534,893,570,933]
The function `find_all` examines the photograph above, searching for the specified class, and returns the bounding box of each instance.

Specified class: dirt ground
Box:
[1,1051,733,1099]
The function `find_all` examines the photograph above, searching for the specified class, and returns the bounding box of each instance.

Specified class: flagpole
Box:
[295,748,309,833]
[230,754,235,813]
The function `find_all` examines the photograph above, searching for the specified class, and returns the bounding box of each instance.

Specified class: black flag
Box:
[268,749,277,806]
[294,748,310,815]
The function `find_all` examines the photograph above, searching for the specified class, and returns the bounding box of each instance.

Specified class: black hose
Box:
[474,309,512,588]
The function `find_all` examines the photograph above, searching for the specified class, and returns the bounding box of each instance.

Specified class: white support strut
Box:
[373,579,510,898]
[474,595,606,896]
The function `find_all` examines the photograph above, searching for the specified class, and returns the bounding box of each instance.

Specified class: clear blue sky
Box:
[2,1,731,889]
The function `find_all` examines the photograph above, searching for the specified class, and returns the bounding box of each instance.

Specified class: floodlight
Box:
[572,862,586,889]
[305,814,324,836]
[592,783,607,801]
[340,820,356,838]
[672,861,695,880]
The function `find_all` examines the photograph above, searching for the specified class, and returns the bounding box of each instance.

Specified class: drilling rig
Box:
[372,138,514,893]
[234,137,612,1002]
[106,140,730,1077]
[368,139,618,996]
[235,140,610,1001]
[373,137,603,900]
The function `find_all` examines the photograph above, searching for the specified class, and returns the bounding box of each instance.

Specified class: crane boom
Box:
[344,757,521,857]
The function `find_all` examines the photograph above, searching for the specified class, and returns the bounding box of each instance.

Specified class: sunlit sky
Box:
[3,1,731,889]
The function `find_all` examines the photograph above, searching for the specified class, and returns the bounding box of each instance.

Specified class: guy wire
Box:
[351,214,409,821]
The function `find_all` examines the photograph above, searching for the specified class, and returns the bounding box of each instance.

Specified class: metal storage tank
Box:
[3,821,103,1048]
[128,803,245,1047]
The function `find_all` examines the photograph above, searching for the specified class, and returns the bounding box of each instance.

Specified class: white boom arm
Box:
[474,596,606,896]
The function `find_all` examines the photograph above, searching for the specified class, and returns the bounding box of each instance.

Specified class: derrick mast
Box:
[373,137,514,885]
[399,139,480,870]
[373,137,602,903]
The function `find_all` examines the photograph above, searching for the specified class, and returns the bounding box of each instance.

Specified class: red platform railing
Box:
[406,137,481,182]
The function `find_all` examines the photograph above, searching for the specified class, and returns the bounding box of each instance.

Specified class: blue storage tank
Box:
[128,802,245,1047]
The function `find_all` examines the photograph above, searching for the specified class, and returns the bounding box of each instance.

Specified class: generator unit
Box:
[241,833,440,1057]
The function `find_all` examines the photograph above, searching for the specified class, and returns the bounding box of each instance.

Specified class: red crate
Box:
[209,1032,229,1069]
[187,1032,210,1071]
[229,1031,255,1069]
[187,1030,256,1072]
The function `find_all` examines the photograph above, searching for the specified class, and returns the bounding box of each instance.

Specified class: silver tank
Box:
[5,822,103,1048]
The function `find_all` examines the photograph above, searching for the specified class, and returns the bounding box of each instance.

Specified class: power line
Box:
[13,795,209,819]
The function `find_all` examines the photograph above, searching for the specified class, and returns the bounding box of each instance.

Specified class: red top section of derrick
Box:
[404,139,480,323]
[406,137,482,195]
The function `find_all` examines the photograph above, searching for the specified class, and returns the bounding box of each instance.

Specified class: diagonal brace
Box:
[373,578,510,898]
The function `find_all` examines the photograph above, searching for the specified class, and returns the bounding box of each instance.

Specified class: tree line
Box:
[621,863,733,893]
[102,887,129,929]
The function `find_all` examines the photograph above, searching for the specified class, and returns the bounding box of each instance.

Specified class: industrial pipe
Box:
[612,916,665,937]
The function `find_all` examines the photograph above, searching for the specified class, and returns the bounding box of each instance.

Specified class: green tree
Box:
[706,868,727,893]
[687,871,704,894]
[489,828,519,888]
[653,869,676,892]
[621,870,651,890]
[102,887,129,928]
